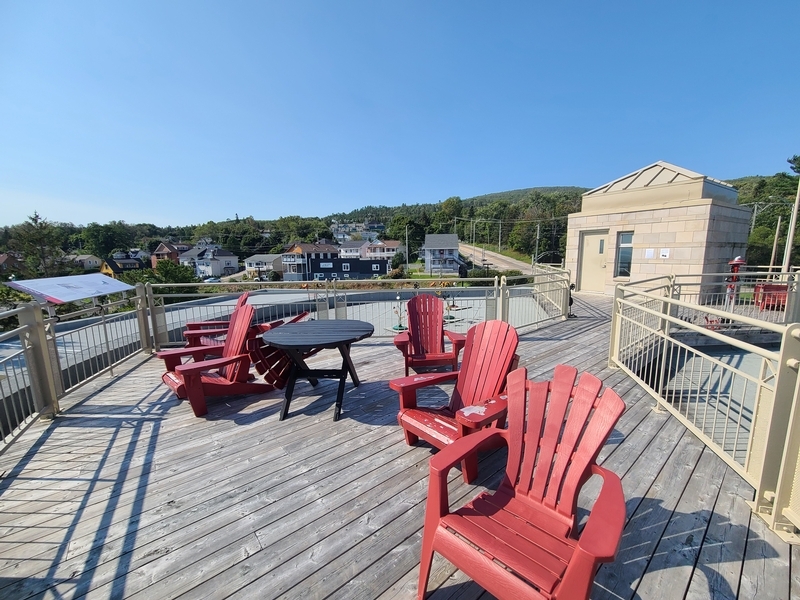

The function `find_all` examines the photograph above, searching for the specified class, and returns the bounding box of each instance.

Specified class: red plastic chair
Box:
[390,320,518,483]
[393,294,466,376]
[158,304,273,416]
[183,292,249,348]
[417,365,626,600]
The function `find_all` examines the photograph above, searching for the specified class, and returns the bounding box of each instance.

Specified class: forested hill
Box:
[325,186,590,223]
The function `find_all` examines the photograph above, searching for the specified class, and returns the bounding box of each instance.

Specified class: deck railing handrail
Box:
[610,277,800,543]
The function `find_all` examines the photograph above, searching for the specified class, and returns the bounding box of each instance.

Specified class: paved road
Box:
[459,244,533,274]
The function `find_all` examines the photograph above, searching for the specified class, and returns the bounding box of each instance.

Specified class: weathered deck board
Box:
[0,293,793,599]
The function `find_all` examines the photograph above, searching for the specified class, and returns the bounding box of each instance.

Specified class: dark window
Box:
[615,232,633,277]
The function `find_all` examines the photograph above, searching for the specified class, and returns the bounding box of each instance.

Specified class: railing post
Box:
[135,283,153,354]
[750,323,800,533]
[608,284,624,369]
[17,303,60,418]
[498,276,509,322]
[146,283,167,351]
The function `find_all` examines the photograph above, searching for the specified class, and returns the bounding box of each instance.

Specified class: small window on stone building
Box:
[615,232,633,277]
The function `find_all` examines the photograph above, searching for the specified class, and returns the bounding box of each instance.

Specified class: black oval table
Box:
[261,319,374,421]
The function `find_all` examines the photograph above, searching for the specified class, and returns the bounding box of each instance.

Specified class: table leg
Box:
[339,343,360,387]
[333,357,348,422]
[280,364,298,421]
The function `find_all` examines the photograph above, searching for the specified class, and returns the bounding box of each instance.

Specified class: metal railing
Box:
[145,274,571,349]
[609,275,800,542]
[0,271,571,453]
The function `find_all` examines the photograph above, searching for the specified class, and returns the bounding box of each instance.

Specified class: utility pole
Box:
[498,221,502,252]
[770,216,782,274]
[405,224,409,274]
[781,179,800,275]
[535,224,540,262]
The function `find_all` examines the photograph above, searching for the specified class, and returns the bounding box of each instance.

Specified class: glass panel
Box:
[616,247,632,277]
[599,239,605,254]
[620,232,633,245]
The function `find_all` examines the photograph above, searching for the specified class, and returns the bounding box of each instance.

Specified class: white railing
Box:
[609,278,800,542]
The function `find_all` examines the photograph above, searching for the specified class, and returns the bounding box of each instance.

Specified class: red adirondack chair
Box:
[394,294,466,376]
[183,292,250,348]
[159,303,274,417]
[417,365,626,600]
[390,320,519,483]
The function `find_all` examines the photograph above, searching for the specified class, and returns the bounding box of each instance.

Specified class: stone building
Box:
[565,161,751,294]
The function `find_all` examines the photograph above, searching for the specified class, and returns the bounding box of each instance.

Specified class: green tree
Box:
[788,155,800,175]
[83,221,135,258]
[10,212,70,277]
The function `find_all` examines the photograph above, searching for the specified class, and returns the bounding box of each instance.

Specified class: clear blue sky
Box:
[1,1,798,228]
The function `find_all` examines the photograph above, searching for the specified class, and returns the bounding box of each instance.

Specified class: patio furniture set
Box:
[155,292,627,599]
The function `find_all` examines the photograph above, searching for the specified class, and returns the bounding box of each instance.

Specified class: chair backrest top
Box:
[406,294,445,355]
[234,292,250,309]
[450,320,519,412]
[504,365,625,523]
[220,303,255,380]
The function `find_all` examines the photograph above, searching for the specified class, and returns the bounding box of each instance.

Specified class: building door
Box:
[579,230,608,293]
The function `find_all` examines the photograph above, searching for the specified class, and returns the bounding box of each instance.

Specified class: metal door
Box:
[579,231,608,293]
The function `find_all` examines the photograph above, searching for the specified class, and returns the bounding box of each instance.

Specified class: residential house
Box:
[0,252,23,276]
[64,254,103,271]
[308,256,391,281]
[179,247,239,278]
[338,240,370,260]
[422,234,461,275]
[282,242,339,282]
[151,242,192,268]
[128,248,151,262]
[244,254,283,279]
[366,239,402,263]
[565,161,751,295]
[101,256,147,279]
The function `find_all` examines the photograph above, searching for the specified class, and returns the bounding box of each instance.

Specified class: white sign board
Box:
[5,274,135,304]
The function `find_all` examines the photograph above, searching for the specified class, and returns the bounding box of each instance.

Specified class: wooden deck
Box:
[0,294,795,599]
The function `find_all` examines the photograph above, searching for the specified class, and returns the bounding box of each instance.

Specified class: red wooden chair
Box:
[394,294,466,376]
[158,304,274,417]
[417,365,626,600]
[390,320,518,483]
[183,292,249,348]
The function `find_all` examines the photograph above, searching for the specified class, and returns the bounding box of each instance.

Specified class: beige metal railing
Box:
[0,272,571,452]
[609,275,800,542]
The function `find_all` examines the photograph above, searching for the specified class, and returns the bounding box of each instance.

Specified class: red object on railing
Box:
[754,282,788,311]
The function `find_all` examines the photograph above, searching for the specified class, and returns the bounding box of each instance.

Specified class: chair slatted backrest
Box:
[504,365,625,526]
[449,320,519,413]
[219,303,254,382]
[407,294,445,356]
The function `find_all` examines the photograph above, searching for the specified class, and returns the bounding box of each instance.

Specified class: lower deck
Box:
[0,294,795,599]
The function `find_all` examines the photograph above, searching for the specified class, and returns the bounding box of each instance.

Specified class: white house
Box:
[244,254,283,279]
[422,234,460,275]
[179,247,239,278]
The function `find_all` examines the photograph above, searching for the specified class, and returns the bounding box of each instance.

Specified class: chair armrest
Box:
[185,320,230,330]
[574,464,625,561]
[557,464,625,599]
[426,427,508,518]
[389,371,458,393]
[183,328,228,340]
[174,353,250,375]
[454,395,508,429]
[444,330,466,353]
[393,331,410,355]
[390,371,459,411]
[157,346,223,371]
